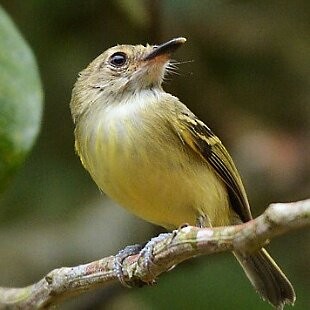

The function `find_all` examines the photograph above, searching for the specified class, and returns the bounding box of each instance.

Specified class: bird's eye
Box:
[109,52,127,67]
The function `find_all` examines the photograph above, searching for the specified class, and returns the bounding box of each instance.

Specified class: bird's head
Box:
[70,37,186,121]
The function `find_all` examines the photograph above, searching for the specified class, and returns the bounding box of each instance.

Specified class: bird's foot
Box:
[114,232,174,287]
[139,232,173,272]
[114,244,144,287]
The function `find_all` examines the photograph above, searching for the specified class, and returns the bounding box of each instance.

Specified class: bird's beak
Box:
[143,37,186,61]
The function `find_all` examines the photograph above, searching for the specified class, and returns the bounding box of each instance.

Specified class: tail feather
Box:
[234,248,295,309]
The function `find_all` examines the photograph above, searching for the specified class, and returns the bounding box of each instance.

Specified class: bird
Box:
[70,37,295,309]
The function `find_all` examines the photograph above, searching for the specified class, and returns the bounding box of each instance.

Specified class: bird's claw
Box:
[114,232,174,287]
[114,244,143,287]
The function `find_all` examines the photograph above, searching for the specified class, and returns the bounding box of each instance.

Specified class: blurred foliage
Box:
[0,1,309,309]
[0,6,43,193]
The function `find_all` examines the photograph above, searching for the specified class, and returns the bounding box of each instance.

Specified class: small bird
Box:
[70,37,295,309]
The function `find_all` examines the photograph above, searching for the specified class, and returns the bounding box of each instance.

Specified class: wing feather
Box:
[176,111,252,222]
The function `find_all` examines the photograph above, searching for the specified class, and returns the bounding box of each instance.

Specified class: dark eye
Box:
[109,52,127,67]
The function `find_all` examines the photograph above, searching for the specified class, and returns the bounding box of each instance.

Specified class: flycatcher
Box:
[70,37,295,309]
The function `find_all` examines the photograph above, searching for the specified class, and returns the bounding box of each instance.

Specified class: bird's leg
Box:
[114,232,175,287]
[114,214,209,287]
[114,244,144,287]
[139,232,174,273]
[196,214,212,228]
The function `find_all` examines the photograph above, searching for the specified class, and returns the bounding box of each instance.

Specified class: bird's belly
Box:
[77,117,231,229]
[95,153,229,229]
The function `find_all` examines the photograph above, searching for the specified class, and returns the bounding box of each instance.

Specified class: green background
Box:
[0,1,309,309]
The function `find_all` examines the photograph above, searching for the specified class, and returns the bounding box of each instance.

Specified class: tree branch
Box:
[0,199,309,309]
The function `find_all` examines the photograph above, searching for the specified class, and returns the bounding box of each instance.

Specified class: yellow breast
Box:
[75,96,231,229]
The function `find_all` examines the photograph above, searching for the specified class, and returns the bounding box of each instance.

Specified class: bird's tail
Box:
[234,248,295,309]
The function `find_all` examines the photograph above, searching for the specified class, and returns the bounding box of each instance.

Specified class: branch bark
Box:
[0,199,309,309]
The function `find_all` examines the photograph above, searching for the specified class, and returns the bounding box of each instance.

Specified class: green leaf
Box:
[0,6,43,193]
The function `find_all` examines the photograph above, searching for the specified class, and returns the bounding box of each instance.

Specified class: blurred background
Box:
[0,0,309,309]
